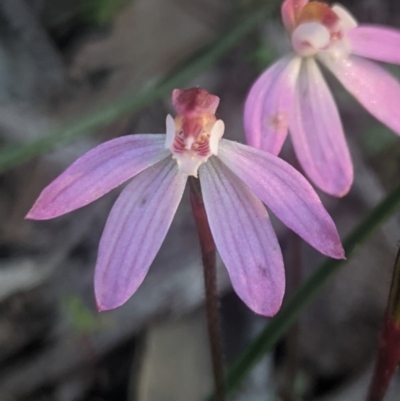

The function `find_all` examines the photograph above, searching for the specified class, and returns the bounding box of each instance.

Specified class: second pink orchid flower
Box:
[245,0,400,197]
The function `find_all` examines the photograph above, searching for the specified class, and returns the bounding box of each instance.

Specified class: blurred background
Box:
[1,0,400,400]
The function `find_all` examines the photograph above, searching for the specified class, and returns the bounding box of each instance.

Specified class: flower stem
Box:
[366,245,400,401]
[189,176,225,401]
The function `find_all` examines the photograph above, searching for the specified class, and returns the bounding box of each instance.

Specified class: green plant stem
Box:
[280,233,302,401]
[190,177,225,401]
[366,246,400,401]
[204,182,400,401]
[0,1,280,173]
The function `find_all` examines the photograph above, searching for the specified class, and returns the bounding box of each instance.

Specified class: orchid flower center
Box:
[165,88,225,177]
[290,2,357,59]
[165,114,224,177]
[292,22,330,56]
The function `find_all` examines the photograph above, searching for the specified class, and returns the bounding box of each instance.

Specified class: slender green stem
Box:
[0,1,280,173]
[204,182,400,401]
[280,233,302,401]
[189,177,225,401]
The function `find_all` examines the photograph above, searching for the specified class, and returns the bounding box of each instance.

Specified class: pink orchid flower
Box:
[245,0,400,197]
[27,88,344,316]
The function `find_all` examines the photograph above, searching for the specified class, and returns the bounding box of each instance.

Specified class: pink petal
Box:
[26,134,169,220]
[320,54,400,136]
[95,158,187,311]
[217,140,345,260]
[290,58,353,196]
[200,157,285,316]
[281,0,308,31]
[348,25,400,65]
[244,56,301,155]
[244,57,289,149]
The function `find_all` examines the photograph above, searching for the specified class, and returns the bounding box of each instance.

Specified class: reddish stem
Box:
[189,176,225,401]
[367,246,400,401]
[367,316,400,401]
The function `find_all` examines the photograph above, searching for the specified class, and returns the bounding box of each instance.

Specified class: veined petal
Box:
[244,56,301,155]
[291,58,353,196]
[217,140,345,259]
[26,134,170,220]
[281,0,309,31]
[348,25,400,64]
[200,157,285,316]
[95,158,187,311]
[320,54,400,136]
